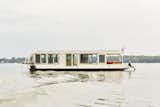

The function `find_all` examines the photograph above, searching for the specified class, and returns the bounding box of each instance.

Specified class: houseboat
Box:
[26,50,130,71]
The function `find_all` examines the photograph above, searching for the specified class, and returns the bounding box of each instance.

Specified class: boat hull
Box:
[31,68,127,71]
[29,64,129,72]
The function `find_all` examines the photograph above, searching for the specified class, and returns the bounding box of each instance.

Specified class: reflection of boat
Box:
[67,71,125,82]
[26,50,129,72]
[88,72,123,81]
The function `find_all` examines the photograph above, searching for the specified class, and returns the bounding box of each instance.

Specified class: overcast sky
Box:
[0,0,160,57]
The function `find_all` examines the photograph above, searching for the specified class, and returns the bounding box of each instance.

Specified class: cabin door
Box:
[66,54,78,66]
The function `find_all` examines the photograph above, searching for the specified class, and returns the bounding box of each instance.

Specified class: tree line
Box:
[123,55,160,63]
[1,56,160,63]
[0,57,25,63]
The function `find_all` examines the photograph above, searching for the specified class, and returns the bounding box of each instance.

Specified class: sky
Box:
[0,0,160,57]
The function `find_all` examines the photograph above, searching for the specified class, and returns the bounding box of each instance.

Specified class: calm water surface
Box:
[0,63,159,107]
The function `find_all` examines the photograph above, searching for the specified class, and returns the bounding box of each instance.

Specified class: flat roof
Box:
[32,50,123,55]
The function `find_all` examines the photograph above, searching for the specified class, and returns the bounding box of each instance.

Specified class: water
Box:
[0,63,159,107]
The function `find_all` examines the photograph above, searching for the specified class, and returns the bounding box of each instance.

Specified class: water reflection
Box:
[87,72,124,82]
[29,70,133,86]
[0,64,157,107]
[27,71,136,107]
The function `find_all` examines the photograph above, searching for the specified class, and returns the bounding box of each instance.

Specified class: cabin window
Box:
[41,54,46,63]
[107,55,122,64]
[48,54,58,64]
[99,55,105,63]
[48,54,53,63]
[80,54,88,63]
[91,54,97,63]
[66,54,72,66]
[80,54,97,64]
[35,54,40,64]
[53,54,58,63]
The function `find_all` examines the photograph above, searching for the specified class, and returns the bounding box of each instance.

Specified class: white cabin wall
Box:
[60,53,66,67]
[33,54,35,63]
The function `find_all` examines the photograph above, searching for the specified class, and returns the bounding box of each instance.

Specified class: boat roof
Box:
[31,50,123,55]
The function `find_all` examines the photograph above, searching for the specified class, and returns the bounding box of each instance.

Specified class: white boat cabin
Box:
[28,50,128,71]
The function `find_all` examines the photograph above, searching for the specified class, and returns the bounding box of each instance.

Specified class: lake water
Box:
[0,63,159,107]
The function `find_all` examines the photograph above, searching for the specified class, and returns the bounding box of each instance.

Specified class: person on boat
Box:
[128,60,136,70]
[128,60,132,67]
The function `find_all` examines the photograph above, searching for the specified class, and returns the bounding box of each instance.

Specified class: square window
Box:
[99,55,105,63]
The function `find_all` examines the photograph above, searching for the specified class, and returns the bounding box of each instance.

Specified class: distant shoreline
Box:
[123,55,160,63]
[1,56,160,63]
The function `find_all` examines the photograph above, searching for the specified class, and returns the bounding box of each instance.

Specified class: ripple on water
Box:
[77,104,92,107]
